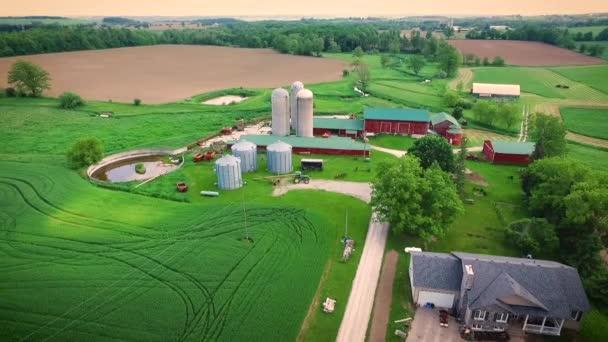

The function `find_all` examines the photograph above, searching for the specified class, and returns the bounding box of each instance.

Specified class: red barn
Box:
[312,117,364,138]
[483,140,535,165]
[430,112,463,146]
[364,108,430,135]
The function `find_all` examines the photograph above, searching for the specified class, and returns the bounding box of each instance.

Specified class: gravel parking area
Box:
[406,308,462,342]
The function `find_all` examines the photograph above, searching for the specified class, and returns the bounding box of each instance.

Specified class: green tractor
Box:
[294,171,311,184]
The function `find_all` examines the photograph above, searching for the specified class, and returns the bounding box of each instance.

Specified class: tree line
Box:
[0,21,451,58]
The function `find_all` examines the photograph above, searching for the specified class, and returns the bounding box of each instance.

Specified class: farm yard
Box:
[449,40,605,66]
[0,45,348,103]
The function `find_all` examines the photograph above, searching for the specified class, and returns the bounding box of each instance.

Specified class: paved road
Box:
[273,179,390,342]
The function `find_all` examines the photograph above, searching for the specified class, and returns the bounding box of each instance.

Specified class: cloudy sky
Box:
[2,0,608,17]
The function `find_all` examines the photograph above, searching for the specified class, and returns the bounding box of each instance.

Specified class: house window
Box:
[571,311,582,321]
[495,312,509,323]
[474,310,486,321]
[493,326,505,331]
[472,324,483,331]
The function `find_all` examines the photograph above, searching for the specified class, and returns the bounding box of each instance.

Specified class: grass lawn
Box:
[472,67,608,101]
[368,134,417,151]
[561,107,608,139]
[551,64,608,95]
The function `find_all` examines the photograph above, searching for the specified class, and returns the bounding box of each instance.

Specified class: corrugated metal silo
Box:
[215,155,243,190]
[271,88,290,136]
[231,140,258,173]
[290,81,304,130]
[267,140,293,174]
[296,88,313,138]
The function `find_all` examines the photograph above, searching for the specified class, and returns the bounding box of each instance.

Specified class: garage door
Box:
[417,291,455,308]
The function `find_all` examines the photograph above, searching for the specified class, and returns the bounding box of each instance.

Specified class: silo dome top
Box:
[272,88,289,98]
[215,154,241,166]
[267,140,292,152]
[231,140,257,151]
[296,89,313,99]
[291,81,304,90]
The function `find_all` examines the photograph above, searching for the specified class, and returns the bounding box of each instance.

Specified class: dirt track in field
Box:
[449,40,605,66]
[449,68,473,91]
[0,45,348,103]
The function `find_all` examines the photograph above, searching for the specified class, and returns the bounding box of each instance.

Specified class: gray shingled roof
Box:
[452,252,590,319]
[410,251,590,319]
[411,252,462,291]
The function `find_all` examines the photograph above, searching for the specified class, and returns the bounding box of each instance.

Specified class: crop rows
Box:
[0,161,328,341]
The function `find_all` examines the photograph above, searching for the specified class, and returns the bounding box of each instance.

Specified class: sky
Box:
[2,0,608,17]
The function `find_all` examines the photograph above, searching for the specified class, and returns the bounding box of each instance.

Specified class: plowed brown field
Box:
[0,45,348,103]
[449,40,605,66]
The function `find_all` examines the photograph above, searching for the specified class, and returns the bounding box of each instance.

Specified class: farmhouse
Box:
[312,117,365,138]
[364,108,430,135]
[228,134,370,156]
[472,83,521,98]
[483,140,535,165]
[430,112,463,146]
[409,251,590,337]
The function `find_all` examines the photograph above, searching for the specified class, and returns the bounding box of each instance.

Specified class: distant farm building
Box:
[430,112,463,146]
[364,108,430,135]
[229,135,370,156]
[313,117,365,138]
[483,140,535,165]
[472,83,521,98]
[489,25,511,31]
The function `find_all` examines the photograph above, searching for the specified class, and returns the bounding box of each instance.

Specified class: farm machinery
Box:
[293,171,310,184]
[254,172,311,186]
[193,151,216,162]
[176,182,188,192]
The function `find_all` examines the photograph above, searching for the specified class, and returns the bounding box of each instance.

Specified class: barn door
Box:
[397,123,410,135]
[380,122,391,133]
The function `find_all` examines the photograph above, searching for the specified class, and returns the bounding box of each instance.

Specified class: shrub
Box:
[4,87,16,97]
[59,92,85,109]
[452,106,464,120]
[491,56,505,67]
[134,98,142,106]
[436,70,448,79]
[66,137,104,169]
[342,69,350,77]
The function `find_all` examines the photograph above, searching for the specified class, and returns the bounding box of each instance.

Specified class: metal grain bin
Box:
[215,155,243,190]
[231,140,258,173]
[290,81,304,130]
[267,140,293,174]
[271,88,290,136]
[296,89,313,137]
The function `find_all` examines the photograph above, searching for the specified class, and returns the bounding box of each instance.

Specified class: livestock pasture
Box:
[0,45,348,103]
[561,107,608,140]
[472,67,608,100]
[449,40,605,66]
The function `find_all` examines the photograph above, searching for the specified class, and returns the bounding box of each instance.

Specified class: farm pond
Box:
[90,155,180,182]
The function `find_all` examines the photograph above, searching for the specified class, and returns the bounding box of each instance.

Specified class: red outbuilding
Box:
[430,112,463,146]
[483,140,535,165]
[364,108,430,135]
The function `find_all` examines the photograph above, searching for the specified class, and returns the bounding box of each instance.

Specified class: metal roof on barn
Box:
[431,112,461,128]
[313,117,365,131]
[230,135,370,151]
[490,141,535,155]
[364,108,430,123]
[472,83,521,96]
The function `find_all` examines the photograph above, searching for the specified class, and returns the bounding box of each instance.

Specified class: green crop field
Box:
[561,107,608,140]
[567,25,608,35]
[551,64,608,95]
[473,67,608,100]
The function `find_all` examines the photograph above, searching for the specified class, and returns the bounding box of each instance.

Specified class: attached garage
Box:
[417,291,456,308]
[409,251,462,310]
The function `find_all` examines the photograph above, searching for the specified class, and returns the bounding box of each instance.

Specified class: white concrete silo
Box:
[215,155,243,190]
[267,141,293,174]
[296,89,313,138]
[231,140,258,173]
[290,81,304,131]
[271,88,290,136]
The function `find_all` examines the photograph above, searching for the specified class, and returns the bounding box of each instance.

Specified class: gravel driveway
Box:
[272,179,372,203]
[406,308,462,342]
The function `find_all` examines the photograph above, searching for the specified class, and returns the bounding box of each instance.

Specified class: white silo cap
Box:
[215,154,241,166]
[231,140,257,151]
[267,140,292,152]
[272,88,289,98]
[296,89,313,99]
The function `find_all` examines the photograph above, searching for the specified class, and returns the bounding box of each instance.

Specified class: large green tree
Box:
[505,218,558,257]
[371,156,463,244]
[7,60,51,97]
[67,137,104,169]
[408,135,455,172]
[531,114,567,159]
[436,41,461,77]
[407,55,426,76]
